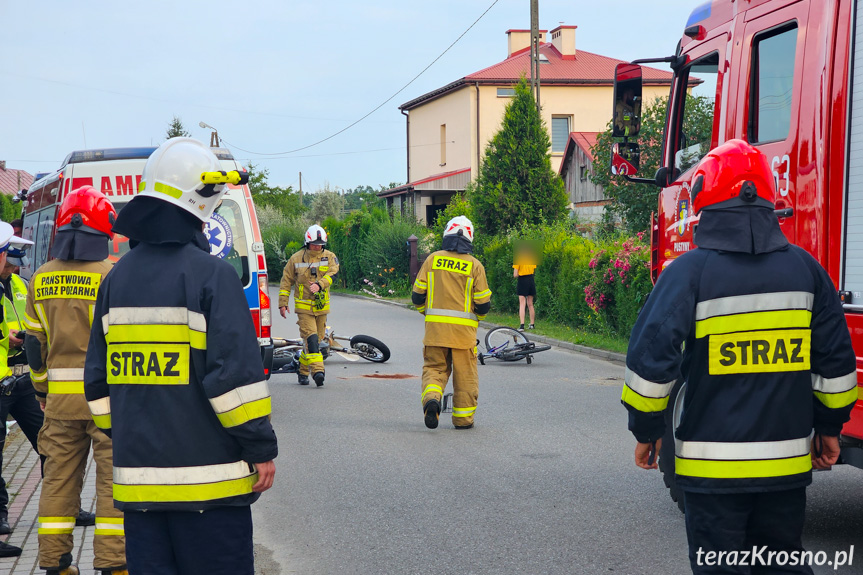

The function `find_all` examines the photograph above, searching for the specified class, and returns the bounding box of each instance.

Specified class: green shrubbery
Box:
[258,205,307,278]
[323,209,431,296]
[257,202,651,339]
[481,224,650,337]
[0,195,21,224]
[259,204,431,297]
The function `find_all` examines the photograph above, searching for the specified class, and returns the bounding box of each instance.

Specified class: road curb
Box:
[332,292,626,365]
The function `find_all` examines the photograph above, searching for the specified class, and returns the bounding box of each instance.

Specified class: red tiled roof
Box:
[559,132,600,176]
[466,44,674,83]
[570,132,599,155]
[401,42,677,110]
[0,168,33,196]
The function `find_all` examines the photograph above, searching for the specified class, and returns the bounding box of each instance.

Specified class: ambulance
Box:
[21,146,275,376]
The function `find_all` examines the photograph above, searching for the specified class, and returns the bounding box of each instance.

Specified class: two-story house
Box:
[380,25,675,224]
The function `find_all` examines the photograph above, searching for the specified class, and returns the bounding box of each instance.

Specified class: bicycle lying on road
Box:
[477,326,551,365]
[272,326,391,373]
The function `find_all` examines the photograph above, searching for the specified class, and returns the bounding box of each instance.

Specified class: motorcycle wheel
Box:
[349,335,391,363]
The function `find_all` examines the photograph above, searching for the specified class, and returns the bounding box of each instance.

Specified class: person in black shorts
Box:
[513,244,537,330]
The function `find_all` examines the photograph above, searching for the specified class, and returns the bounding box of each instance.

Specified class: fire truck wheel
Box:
[659,378,685,514]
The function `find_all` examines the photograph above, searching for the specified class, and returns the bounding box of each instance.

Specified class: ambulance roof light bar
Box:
[62,147,158,167]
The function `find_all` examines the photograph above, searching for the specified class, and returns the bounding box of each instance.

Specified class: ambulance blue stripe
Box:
[244,272,259,309]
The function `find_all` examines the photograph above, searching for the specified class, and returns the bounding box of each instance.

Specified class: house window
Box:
[551,116,570,153]
[440,124,447,166]
[497,88,516,97]
[580,165,588,181]
[749,24,797,143]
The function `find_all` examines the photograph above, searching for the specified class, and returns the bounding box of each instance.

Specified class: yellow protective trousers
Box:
[421,346,478,427]
[297,313,327,376]
[37,418,125,570]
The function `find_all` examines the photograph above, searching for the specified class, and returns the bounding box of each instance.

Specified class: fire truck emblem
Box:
[675,182,692,236]
[677,199,689,236]
[205,213,233,259]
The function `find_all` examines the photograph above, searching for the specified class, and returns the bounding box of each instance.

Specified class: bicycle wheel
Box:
[349,335,391,363]
[485,327,530,353]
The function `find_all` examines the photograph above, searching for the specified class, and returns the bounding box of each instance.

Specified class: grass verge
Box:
[331,288,628,355]
[480,311,628,354]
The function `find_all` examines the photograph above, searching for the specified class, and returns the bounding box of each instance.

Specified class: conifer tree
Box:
[470,77,568,235]
[166,116,191,139]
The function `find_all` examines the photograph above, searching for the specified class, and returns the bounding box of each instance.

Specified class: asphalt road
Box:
[253,292,863,575]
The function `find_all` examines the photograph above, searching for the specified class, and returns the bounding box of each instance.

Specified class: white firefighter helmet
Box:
[138,137,227,222]
[443,215,474,243]
[0,222,31,265]
[305,224,328,246]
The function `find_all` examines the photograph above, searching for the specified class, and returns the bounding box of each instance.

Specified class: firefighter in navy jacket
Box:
[623,140,856,574]
[84,138,277,575]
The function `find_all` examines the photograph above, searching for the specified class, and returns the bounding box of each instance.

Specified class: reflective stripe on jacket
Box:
[623,243,856,494]
[279,248,340,315]
[25,259,112,420]
[412,250,491,349]
[84,238,278,511]
[3,274,27,361]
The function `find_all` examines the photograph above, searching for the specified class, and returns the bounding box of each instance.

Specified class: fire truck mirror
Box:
[611,142,640,176]
[613,63,643,138]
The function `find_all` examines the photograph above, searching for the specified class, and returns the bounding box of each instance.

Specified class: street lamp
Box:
[199,121,220,147]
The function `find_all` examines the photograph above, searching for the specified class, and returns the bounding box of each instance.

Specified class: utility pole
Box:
[299,172,303,203]
[529,0,541,112]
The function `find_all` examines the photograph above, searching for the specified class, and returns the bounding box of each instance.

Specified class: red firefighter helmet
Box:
[57,186,118,239]
[690,139,776,214]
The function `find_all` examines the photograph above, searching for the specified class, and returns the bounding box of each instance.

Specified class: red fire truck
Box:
[612,0,863,509]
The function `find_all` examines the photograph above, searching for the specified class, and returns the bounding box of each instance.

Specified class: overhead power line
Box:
[7,140,452,165]
[220,0,501,157]
[0,71,399,124]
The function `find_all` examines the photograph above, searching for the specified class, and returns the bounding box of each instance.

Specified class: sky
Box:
[1,0,702,194]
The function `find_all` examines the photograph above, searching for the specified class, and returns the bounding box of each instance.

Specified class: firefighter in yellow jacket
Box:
[279,225,340,386]
[24,186,125,575]
[412,216,491,429]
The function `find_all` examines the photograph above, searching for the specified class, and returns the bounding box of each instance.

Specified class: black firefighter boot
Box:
[313,372,325,387]
[46,553,78,575]
[75,507,95,526]
[297,374,310,385]
[0,539,21,557]
[424,399,441,429]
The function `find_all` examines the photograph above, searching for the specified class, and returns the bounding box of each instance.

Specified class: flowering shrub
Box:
[584,235,650,334]
[481,223,651,337]
[358,266,402,298]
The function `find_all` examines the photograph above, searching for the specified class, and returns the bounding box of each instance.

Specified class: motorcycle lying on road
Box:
[271,326,391,374]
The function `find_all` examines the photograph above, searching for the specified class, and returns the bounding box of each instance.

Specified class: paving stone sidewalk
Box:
[0,425,98,575]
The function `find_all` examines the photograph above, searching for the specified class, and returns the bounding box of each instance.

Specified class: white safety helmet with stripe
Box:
[0,222,32,263]
[138,137,228,222]
[305,224,327,246]
[443,215,474,243]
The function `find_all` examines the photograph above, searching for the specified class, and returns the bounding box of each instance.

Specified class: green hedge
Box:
[260,206,430,297]
[480,224,650,337]
[323,210,430,296]
[0,194,20,224]
[258,202,652,337]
